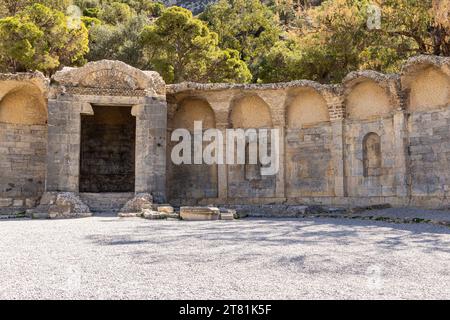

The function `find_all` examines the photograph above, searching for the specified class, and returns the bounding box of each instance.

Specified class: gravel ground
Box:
[1,216,450,300]
[355,207,450,222]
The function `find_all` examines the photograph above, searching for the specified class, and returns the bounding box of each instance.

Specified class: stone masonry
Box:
[0,55,450,216]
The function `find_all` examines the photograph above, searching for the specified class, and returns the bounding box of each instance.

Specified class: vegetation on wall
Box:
[0,0,448,83]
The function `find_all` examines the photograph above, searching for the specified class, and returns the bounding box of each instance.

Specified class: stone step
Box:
[79,193,134,213]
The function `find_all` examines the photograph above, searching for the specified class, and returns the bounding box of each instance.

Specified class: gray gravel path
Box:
[1,217,449,300]
[355,207,450,222]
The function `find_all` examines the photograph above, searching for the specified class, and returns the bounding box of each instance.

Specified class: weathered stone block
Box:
[220,212,235,221]
[142,210,166,220]
[0,198,12,207]
[13,199,24,207]
[180,207,220,221]
[25,198,36,208]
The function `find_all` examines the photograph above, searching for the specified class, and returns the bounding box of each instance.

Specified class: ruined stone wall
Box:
[285,88,334,197]
[402,57,450,208]
[1,55,450,211]
[167,97,218,201]
[167,55,450,208]
[0,74,48,211]
[227,95,277,199]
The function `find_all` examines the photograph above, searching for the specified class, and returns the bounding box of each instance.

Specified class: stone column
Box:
[275,125,286,199]
[331,119,346,197]
[393,110,408,197]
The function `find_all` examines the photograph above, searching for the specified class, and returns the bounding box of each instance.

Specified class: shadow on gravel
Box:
[83,217,450,255]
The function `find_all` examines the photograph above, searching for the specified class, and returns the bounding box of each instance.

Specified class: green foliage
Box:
[121,0,165,17]
[141,6,251,83]
[257,40,302,83]
[87,14,148,68]
[258,0,449,83]
[81,16,102,29]
[0,0,73,16]
[0,17,42,71]
[0,0,448,83]
[0,3,89,74]
[100,1,134,25]
[200,0,282,81]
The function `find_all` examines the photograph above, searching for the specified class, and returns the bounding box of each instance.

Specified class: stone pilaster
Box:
[393,110,409,197]
[46,99,82,192]
[275,125,285,198]
[216,124,229,201]
[331,119,346,197]
[134,96,167,203]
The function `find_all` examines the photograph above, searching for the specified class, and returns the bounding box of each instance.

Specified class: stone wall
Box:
[1,55,450,211]
[168,98,218,201]
[286,124,334,197]
[167,55,450,208]
[402,57,450,207]
[0,74,48,212]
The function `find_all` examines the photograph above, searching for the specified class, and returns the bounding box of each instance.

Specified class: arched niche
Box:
[363,132,382,177]
[406,66,450,112]
[171,98,216,131]
[168,97,218,201]
[230,95,272,128]
[346,80,392,120]
[0,84,47,125]
[287,88,329,128]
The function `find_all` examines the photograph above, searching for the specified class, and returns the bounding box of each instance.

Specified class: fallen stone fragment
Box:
[120,193,153,214]
[32,192,92,219]
[157,205,174,214]
[118,212,142,218]
[220,212,235,221]
[142,210,167,220]
[180,207,220,221]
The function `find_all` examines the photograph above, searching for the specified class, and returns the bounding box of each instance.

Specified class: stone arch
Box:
[230,94,273,128]
[0,79,47,210]
[168,97,218,201]
[363,132,382,177]
[227,94,275,197]
[171,97,216,131]
[345,80,393,120]
[52,60,166,94]
[0,84,47,125]
[286,88,329,128]
[404,65,450,112]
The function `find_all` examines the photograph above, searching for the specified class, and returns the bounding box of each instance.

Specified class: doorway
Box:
[79,105,136,193]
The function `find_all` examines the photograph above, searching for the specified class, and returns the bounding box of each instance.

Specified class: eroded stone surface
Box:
[1,55,450,216]
[32,192,91,219]
[120,193,153,214]
[180,207,220,221]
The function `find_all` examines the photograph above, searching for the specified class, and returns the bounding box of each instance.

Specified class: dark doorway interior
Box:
[80,105,136,193]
